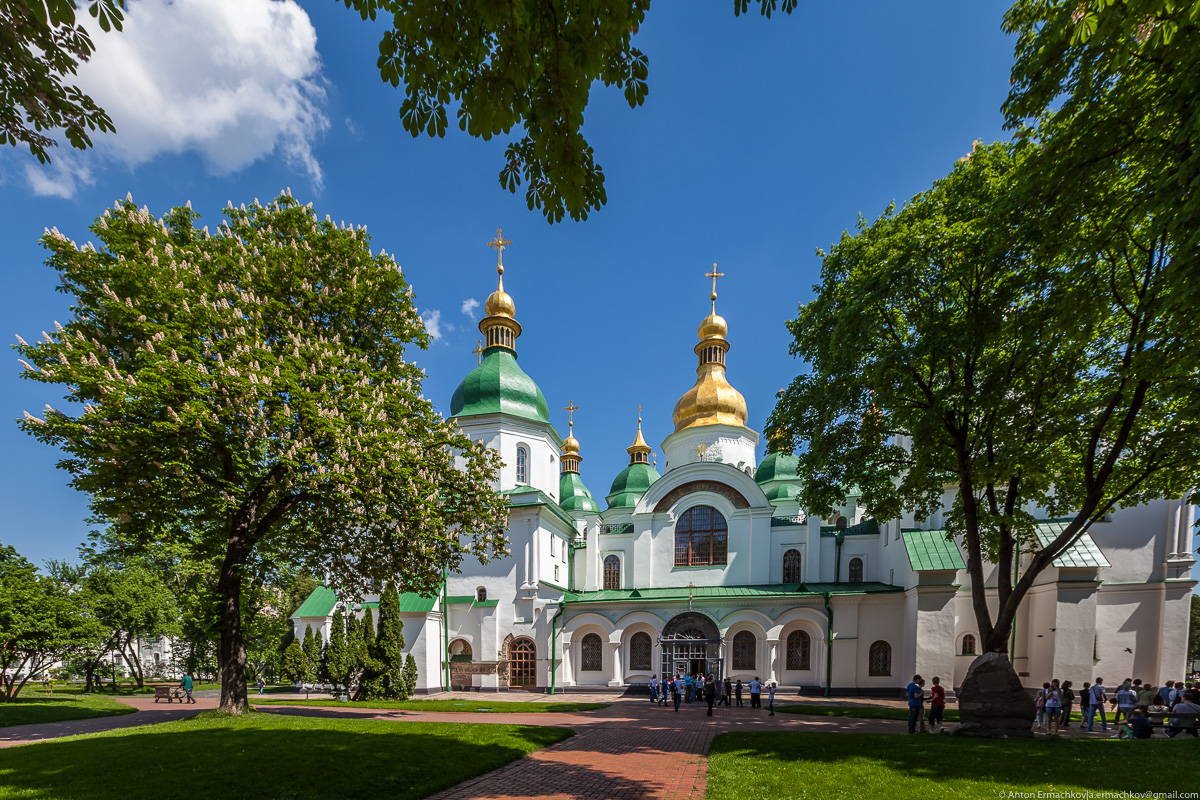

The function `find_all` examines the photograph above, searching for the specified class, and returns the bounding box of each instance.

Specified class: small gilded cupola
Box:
[479,228,521,353]
[606,409,661,509]
[559,401,600,513]
[672,265,748,433]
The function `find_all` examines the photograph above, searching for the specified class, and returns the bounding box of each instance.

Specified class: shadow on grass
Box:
[707,731,1200,798]
[0,713,577,800]
[0,693,134,728]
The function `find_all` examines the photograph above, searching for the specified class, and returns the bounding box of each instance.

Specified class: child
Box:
[928,676,946,733]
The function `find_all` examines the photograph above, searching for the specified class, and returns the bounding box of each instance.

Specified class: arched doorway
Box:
[659,612,722,680]
[509,638,537,687]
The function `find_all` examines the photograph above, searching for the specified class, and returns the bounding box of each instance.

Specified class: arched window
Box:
[629,632,652,671]
[848,557,864,583]
[516,446,528,484]
[961,634,976,655]
[786,630,811,670]
[732,630,756,670]
[836,516,848,530]
[603,555,620,590]
[581,633,603,671]
[782,549,802,583]
[476,586,487,603]
[673,505,728,567]
[868,640,891,676]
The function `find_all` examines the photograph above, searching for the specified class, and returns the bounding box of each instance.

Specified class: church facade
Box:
[293,241,1196,695]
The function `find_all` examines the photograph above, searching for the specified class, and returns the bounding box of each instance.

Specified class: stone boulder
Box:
[955,652,1035,738]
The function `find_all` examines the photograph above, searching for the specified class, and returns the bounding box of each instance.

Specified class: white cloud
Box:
[420,309,443,342]
[24,0,328,197]
[24,153,94,198]
[461,298,480,319]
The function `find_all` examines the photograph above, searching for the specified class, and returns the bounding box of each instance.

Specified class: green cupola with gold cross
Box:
[558,402,600,513]
[450,229,550,425]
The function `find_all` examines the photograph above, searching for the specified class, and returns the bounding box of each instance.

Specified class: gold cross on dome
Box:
[472,339,484,365]
[564,400,579,431]
[487,228,512,271]
[706,263,724,311]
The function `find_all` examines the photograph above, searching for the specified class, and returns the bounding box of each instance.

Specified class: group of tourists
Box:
[1054,677,1200,739]
[648,673,777,717]
[905,674,948,734]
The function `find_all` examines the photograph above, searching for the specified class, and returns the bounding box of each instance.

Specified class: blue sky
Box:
[4,0,1189,578]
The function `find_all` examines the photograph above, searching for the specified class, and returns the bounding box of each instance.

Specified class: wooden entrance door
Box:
[509,638,537,687]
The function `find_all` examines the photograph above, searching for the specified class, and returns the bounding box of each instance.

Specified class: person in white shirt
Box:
[749,677,762,709]
[1086,678,1108,732]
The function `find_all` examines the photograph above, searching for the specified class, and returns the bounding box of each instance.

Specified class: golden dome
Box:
[562,434,580,455]
[672,265,748,433]
[484,287,515,319]
[626,410,652,464]
[698,313,727,340]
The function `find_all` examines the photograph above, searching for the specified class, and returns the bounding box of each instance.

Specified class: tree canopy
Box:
[340,0,797,222]
[16,193,509,711]
[766,140,1200,655]
[1,0,125,163]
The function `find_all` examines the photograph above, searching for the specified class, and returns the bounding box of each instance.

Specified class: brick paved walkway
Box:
[260,699,903,800]
[0,696,215,748]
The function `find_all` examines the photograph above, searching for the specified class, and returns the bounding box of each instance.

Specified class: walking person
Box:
[1086,678,1108,731]
[906,674,924,734]
[714,674,724,707]
[928,676,946,733]
[735,679,744,707]
[1079,682,1092,728]
[1034,682,1049,730]
[180,672,196,704]
[684,673,693,703]
[257,675,266,695]
[671,675,682,712]
[749,676,762,709]
[705,673,717,717]
[767,682,777,716]
[650,674,659,704]
[723,676,732,707]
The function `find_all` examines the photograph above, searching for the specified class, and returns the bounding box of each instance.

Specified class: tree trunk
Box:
[216,529,250,714]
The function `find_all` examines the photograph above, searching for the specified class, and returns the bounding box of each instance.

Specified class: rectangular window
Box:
[554,565,559,582]
[550,536,556,556]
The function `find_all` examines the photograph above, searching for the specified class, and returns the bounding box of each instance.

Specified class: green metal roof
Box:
[903,529,967,571]
[606,462,661,508]
[756,451,800,484]
[564,581,900,604]
[1034,520,1111,569]
[766,483,802,502]
[397,592,437,613]
[473,599,499,608]
[820,519,881,537]
[444,595,475,605]
[294,585,337,617]
[559,471,600,513]
[502,486,579,528]
[450,348,549,424]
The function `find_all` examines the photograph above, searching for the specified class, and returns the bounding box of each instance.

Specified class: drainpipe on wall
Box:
[833,531,845,584]
[550,602,566,695]
[823,592,835,698]
[442,565,450,692]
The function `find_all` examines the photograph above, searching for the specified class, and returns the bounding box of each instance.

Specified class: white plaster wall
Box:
[659,423,759,475]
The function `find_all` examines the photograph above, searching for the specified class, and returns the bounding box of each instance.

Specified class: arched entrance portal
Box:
[509,638,537,687]
[659,612,722,680]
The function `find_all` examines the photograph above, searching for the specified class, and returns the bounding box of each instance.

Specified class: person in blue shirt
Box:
[684,673,693,703]
[906,674,924,734]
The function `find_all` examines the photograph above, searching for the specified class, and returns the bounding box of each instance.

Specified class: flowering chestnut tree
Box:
[15,193,508,712]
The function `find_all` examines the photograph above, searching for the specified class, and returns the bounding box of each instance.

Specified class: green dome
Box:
[756,451,800,484]
[450,348,549,424]
[605,462,661,509]
[560,472,600,513]
[766,483,802,502]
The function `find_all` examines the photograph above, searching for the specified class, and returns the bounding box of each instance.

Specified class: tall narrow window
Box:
[782,549,802,583]
[673,505,729,567]
[581,633,603,671]
[629,632,652,671]
[732,630,756,670]
[961,634,976,655]
[786,630,811,670]
[848,557,864,583]
[516,446,528,484]
[603,555,620,590]
[836,516,848,530]
[868,640,891,676]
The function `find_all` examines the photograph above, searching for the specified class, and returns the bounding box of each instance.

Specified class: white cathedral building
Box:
[294,242,1196,695]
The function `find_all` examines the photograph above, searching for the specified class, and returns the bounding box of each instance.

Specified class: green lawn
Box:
[0,710,572,800]
[254,698,608,713]
[0,689,134,728]
[775,703,961,722]
[706,731,1200,800]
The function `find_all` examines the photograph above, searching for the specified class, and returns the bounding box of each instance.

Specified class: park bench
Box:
[152,685,185,703]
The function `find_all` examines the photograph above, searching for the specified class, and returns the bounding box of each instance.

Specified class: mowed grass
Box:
[254,697,608,713]
[0,710,572,800]
[0,689,134,728]
[706,731,1200,800]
